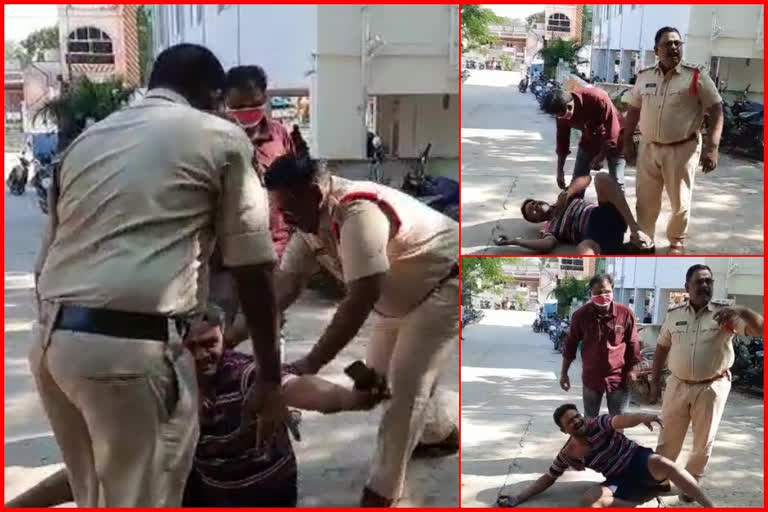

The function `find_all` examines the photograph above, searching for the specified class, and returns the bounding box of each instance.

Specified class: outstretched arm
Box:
[282,375,387,414]
[496,236,558,253]
[511,473,557,505]
[611,412,663,431]
[5,468,72,508]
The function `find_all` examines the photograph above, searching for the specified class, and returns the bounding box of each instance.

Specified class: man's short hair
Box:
[654,26,681,47]
[542,90,572,116]
[264,155,329,190]
[200,302,226,330]
[685,264,712,284]
[147,44,225,100]
[521,198,536,222]
[588,273,614,289]
[225,65,268,93]
[553,403,578,428]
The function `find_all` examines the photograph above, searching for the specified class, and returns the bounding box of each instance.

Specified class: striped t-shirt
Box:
[541,198,595,244]
[548,415,639,479]
[189,351,297,504]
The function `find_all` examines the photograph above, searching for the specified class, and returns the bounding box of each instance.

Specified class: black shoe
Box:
[360,486,393,507]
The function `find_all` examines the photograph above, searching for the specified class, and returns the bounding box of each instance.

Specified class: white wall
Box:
[151,4,458,160]
[607,257,702,290]
[154,5,316,90]
[375,94,458,158]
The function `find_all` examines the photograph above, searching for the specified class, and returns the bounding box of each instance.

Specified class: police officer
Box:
[623,27,724,254]
[32,44,287,507]
[227,155,460,507]
[649,264,763,498]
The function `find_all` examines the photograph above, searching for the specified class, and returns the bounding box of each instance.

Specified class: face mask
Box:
[592,293,613,307]
[227,106,265,129]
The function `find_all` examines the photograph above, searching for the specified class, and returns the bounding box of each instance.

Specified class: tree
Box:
[137,6,153,85]
[550,276,590,315]
[461,5,506,52]
[498,54,515,71]
[526,11,545,31]
[537,39,582,78]
[5,40,27,64]
[461,258,519,293]
[34,76,136,152]
[581,6,593,44]
[20,26,59,63]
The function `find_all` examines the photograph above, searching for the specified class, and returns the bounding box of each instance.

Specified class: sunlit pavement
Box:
[460,70,764,255]
[3,156,458,507]
[460,309,763,507]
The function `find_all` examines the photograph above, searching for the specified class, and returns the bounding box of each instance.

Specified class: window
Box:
[546,13,571,33]
[66,26,114,64]
[560,258,584,271]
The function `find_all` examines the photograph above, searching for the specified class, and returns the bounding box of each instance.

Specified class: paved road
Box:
[3,155,458,507]
[461,309,763,508]
[460,70,764,255]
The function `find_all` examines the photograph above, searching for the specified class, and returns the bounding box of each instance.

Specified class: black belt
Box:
[53,305,171,341]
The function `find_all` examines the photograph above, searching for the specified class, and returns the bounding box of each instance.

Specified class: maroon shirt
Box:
[564,301,641,393]
[555,88,623,157]
[247,118,295,260]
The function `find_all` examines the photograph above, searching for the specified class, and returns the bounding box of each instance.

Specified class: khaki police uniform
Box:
[280,176,459,500]
[655,300,739,478]
[32,89,274,506]
[627,62,722,248]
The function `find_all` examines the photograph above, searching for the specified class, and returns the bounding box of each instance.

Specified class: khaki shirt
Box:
[627,62,722,144]
[281,176,458,318]
[657,301,742,381]
[38,89,275,316]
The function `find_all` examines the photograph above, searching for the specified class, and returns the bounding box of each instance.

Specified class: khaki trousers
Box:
[28,304,199,507]
[655,374,731,478]
[635,135,702,246]
[365,279,459,500]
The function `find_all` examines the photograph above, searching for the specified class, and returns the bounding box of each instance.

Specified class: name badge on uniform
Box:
[675,320,688,326]
[645,83,657,89]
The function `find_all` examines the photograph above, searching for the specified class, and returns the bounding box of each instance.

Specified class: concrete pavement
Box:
[460,70,764,255]
[3,156,458,507]
[461,309,763,507]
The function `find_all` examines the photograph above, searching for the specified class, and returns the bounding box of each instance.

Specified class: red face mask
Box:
[592,293,613,307]
[227,107,265,129]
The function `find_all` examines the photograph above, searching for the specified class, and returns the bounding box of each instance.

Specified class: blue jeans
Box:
[583,385,630,418]
[572,147,626,196]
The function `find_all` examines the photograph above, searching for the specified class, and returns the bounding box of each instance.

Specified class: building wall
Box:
[152,4,459,160]
[375,94,458,158]
[58,5,123,82]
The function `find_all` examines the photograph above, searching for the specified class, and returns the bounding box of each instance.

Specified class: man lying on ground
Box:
[6,304,387,508]
[497,404,714,508]
[494,172,654,255]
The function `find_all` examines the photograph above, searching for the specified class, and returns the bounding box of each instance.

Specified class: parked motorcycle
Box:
[6,150,34,196]
[722,89,764,161]
[31,156,58,215]
[461,69,470,83]
[732,335,763,394]
[401,143,459,221]
[518,75,529,93]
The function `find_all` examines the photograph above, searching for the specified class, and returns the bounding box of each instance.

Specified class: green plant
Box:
[461,5,506,52]
[499,54,515,71]
[513,294,526,310]
[537,39,582,79]
[550,276,590,315]
[461,258,518,292]
[137,6,153,85]
[34,76,136,152]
